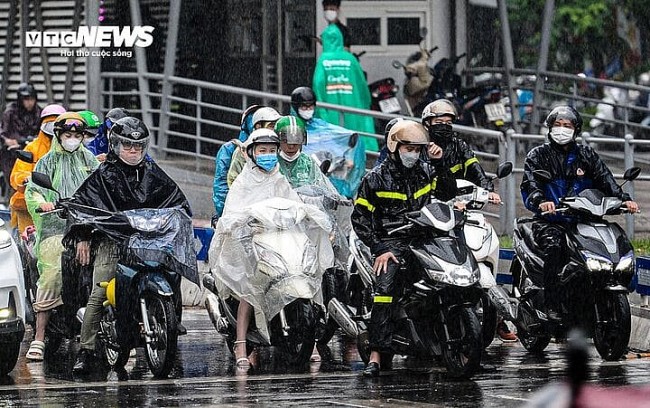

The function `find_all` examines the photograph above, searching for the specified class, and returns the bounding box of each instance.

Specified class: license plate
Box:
[379,97,401,113]
[484,102,507,122]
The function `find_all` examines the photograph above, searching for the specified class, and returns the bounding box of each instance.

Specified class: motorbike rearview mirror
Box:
[623,167,641,182]
[495,162,513,179]
[30,172,61,199]
[533,169,553,183]
[319,159,332,175]
[348,133,359,148]
[419,27,428,38]
[392,60,404,69]
[15,150,34,163]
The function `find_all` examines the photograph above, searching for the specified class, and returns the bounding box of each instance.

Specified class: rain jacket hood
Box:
[313,24,377,151]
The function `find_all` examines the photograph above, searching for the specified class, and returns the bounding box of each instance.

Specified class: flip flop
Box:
[26,340,45,361]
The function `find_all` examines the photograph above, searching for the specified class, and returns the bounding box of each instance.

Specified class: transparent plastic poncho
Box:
[209,162,334,334]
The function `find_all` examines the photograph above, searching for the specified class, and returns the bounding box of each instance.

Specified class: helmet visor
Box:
[114,134,149,152]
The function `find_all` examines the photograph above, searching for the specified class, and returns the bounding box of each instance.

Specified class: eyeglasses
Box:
[121,139,146,151]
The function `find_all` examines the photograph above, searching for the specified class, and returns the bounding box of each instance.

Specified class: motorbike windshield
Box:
[66,205,199,285]
[209,197,334,323]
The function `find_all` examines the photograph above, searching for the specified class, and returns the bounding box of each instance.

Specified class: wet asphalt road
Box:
[3,309,650,407]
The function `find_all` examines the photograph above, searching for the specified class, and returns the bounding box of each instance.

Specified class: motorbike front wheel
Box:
[144,295,178,378]
[276,299,316,366]
[593,292,631,361]
[0,340,20,376]
[440,306,482,379]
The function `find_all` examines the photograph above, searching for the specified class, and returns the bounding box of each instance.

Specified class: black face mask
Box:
[428,123,453,144]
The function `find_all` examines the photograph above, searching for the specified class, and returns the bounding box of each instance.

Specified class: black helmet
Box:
[290,87,316,112]
[322,0,341,6]
[109,117,150,165]
[104,107,131,129]
[545,105,582,136]
[17,83,37,100]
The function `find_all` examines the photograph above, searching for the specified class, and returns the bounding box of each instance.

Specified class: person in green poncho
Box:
[23,112,99,361]
[313,24,377,151]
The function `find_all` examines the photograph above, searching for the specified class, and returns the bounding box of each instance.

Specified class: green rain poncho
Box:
[25,137,99,311]
[313,24,377,151]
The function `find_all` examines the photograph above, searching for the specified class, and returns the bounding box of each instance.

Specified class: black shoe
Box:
[363,362,380,377]
[114,366,129,381]
[73,349,94,375]
[316,343,334,362]
[177,322,187,335]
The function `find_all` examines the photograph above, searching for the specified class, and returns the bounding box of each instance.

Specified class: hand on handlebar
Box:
[539,201,556,215]
[38,202,56,212]
[76,241,91,266]
[373,251,398,276]
[624,200,639,214]
[488,192,502,205]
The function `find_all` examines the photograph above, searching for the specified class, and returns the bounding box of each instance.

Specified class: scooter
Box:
[30,172,197,378]
[0,215,26,376]
[510,167,640,361]
[455,162,518,349]
[204,197,332,367]
[333,200,483,379]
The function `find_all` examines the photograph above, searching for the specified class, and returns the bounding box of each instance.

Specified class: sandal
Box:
[234,340,249,367]
[26,340,45,361]
[310,345,321,362]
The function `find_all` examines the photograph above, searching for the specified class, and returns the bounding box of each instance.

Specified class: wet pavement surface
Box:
[3,308,650,407]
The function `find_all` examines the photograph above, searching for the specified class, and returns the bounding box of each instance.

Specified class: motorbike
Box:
[333,199,483,378]
[510,167,640,361]
[204,197,333,367]
[30,171,197,378]
[0,215,26,376]
[454,162,518,349]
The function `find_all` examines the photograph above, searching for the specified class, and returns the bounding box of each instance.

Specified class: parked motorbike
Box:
[204,197,332,367]
[30,171,197,378]
[0,216,26,376]
[510,167,640,361]
[455,162,517,349]
[333,200,483,378]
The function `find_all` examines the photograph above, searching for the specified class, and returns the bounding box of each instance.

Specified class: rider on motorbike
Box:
[9,104,66,232]
[520,106,639,318]
[374,117,405,168]
[211,128,333,370]
[23,112,99,361]
[86,107,130,162]
[70,117,191,375]
[1,83,42,196]
[351,120,457,376]
[77,110,102,148]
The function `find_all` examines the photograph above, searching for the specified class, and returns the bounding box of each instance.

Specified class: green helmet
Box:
[274,115,307,145]
[77,110,102,136]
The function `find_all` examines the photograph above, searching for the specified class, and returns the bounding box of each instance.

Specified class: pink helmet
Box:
[40,104,66,120]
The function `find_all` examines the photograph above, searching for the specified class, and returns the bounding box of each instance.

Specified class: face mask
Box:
[428,123,453,144]
[324,10,338,22]
[549,126,574,145]
[279,150,300,162]
[299,108,314,121]
[61,138,81,152]
[400,151,420,168]
[255,153,278,172]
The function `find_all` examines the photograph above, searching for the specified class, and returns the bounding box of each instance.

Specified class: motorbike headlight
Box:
[0,229,12,249]
[615,251,634,273]
[581,250,613,272]
[426,267,479,287]
[254,242,288,277]
[0,307,12,320]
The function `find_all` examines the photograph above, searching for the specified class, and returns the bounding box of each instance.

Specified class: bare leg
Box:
[235,300,252,361]
[369,350,381,366]
[34,311,50,342]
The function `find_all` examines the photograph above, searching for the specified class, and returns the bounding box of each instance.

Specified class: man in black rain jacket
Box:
[351,120,457,377]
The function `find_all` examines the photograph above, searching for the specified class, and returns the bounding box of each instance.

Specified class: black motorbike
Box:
[510,168,640,361]
[332,200,483,379]
[31,172,197,378]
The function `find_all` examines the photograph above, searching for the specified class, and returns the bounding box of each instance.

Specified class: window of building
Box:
[347,18,381,46]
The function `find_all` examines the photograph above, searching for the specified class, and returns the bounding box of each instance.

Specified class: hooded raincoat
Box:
[313,24,377,151]
[25,137,99,312]
[208,160,334,339]
[10,118,55,231]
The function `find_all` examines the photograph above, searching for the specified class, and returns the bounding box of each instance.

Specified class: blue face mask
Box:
[255,153,278,172]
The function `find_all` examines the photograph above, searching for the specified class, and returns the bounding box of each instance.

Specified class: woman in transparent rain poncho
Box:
[24,112,99,360]
[209,128,334,369]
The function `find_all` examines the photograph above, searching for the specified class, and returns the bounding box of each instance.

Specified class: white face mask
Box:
[299,108,314,121]
[400,151,420,168]
[549,126,575,145]
[279,149,300,162]
[61,138,81,152]
[324,10,338,22]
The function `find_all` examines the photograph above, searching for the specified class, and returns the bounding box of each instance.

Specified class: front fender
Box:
[143,271,174,297]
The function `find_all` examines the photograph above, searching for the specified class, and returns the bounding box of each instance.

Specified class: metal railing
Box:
[101,71,649,238]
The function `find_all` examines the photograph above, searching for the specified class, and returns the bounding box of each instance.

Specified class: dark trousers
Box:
[369,246,411,352]
[531,221,567,311]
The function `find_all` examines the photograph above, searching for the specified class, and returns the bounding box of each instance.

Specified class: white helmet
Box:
[251,107,281,128]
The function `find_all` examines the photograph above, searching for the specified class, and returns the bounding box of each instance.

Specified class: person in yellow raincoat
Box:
[9,104,66,232]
